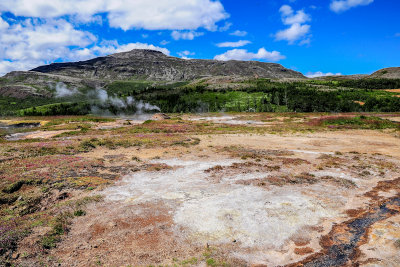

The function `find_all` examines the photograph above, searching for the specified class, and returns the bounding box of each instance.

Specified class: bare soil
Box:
[5,114,400,267]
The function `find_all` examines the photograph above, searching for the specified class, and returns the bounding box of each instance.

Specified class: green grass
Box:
[320,116,399,129]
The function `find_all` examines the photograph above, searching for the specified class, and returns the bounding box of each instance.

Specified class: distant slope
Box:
[0,71,106,98]
[314,74,368,80]
[31,49,305,81]
[369,67,400,79]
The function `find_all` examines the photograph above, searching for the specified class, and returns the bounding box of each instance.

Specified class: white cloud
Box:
[171,31,204,40]
[230,30,247,37]
[80,42,171,60]
[0,60,38,76]
[177,50,195,59]
[214,48,285,62]
[306,71,342,78]
[330,0,374,13]
[0,18,97,76]
[275,23,311,44]
[0,17,9,31]
[0,0,229,31]
[216,40,251,48]
[160,40,170,45]
[396,33,400,37]
[0,18,169,76]
[279,5,310,25]
[275,5,311,45]
[219,22,232,32]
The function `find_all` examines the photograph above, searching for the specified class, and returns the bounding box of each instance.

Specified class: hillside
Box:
[1,51,400,116]
[31,49,305,81]
[369,67,400,79]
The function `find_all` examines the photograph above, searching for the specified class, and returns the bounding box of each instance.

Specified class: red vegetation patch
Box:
[267,173,317,186]
[0,155,103,184]
[143,163,173,172]
[364,177,400,201]
[294,247,314,255]
[280,158,311,166]
[307,115,356,127]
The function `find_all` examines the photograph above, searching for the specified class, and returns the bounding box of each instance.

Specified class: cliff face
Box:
[31,49,306,81]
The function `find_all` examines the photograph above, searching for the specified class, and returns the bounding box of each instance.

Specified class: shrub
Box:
[74,210,86,217]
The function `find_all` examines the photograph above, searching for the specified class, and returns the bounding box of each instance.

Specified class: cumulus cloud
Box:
[171,31,204,41]
[230,30,247,37]
[0,0,229,31]
[214,48,285,62]
[0,18,97,75]
[177,50,195,59]
[0,17,9,31]
[0,1,224,75]
[330,0,374,13]
[280,5,310,25]
[0,60,36,77]
[275,23,311,44]
[216,40,251,48]
[275,5,311,45]
[0,18,169,76]
[306,71,342,78]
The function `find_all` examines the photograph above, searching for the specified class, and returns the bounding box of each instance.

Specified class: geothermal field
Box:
[0,113,400,266]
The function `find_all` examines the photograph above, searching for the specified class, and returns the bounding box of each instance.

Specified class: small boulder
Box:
[151,113,171,121]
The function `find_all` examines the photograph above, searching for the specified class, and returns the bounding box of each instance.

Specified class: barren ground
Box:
[1,113,399,266]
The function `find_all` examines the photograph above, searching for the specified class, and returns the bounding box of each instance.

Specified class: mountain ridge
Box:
[30,49,306,81]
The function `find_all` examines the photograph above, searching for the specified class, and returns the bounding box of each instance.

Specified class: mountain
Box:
[31,49,305,81]
[369,67,400,79]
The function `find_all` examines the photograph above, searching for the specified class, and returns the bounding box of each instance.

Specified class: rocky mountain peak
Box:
[109,49,168,59]
[30,49,306,81]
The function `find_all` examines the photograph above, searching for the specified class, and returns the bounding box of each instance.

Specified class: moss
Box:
[206,258,217,266]
[41,211,74,249]
[73,209,86,217]
[67,176,110,189]
[2,181,25,194]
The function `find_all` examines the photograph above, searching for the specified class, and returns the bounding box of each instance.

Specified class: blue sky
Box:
[0,0,398,77]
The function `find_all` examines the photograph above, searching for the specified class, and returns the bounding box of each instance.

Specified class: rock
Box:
[151,113,171,120]
[57,192,70,200]
[108,222,117,228]
[11,252,20,260]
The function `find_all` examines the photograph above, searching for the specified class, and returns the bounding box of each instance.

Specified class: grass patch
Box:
[41,211,73,249]
[315,115,399,129]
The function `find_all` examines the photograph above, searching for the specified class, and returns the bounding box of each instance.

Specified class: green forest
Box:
[2,78,400,116]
